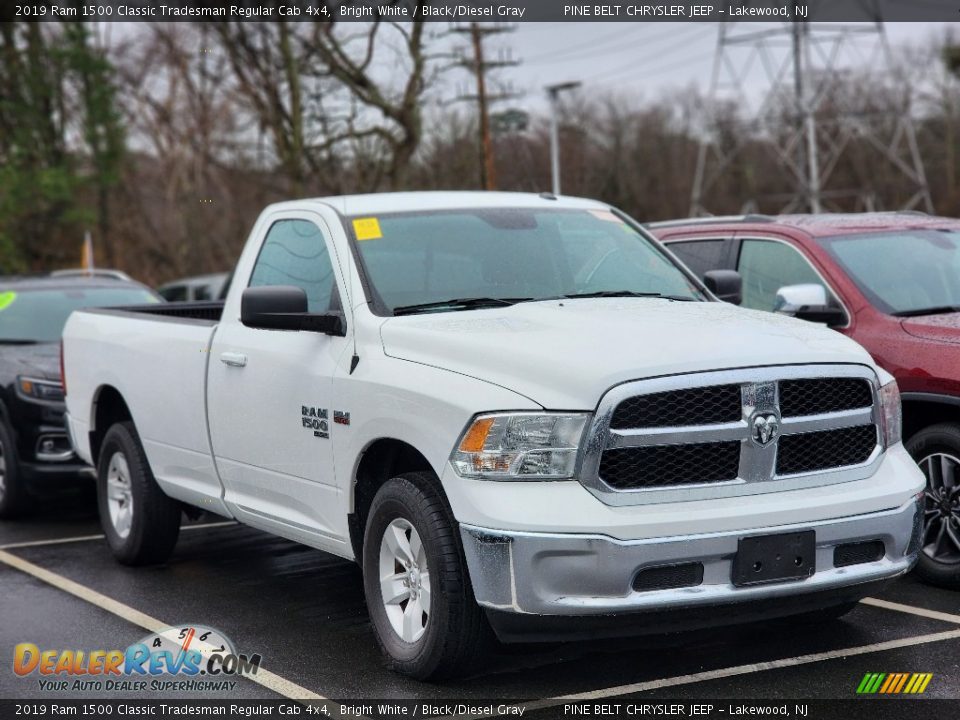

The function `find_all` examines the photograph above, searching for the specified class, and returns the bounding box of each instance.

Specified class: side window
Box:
[737,239,829,312]
[664,239,729,277]
[249,219,336,312]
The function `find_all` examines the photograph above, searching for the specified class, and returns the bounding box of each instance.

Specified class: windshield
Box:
[0,286,159,342]
[350,208,704,314]
[818,230,960,316]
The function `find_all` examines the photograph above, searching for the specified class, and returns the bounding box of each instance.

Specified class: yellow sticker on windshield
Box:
[0,291,17,311]
[352,217,383,241]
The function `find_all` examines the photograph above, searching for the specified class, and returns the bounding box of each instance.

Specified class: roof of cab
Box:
[264,191,608,217]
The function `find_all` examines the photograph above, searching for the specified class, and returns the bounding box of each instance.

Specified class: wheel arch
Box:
[901,393,960,443]
[348,437,436,562]
[89,385,133,467]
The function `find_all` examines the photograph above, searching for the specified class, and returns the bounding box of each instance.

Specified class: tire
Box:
[905,422,960,590]
[97,422,181,565]
[362,472,488,680]
[0,419,27,519]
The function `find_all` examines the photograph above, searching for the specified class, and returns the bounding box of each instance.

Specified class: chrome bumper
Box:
[460,497,921,616]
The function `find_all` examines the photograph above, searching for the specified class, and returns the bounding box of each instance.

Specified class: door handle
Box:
[219,352,248,368]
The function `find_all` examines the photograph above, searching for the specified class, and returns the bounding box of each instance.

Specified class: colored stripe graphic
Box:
[892,673,909,693]
[857,672,932,694]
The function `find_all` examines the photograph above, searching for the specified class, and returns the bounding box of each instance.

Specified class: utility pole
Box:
[692,5,932,216]
[472,24,495,190]
[792,21,821,213]
[451,23,519,190]
[546,81,581,195]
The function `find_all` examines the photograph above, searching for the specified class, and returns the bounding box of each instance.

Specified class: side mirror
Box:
[774,284,847,327]
[241,286,345,336]
[703,270,742,305]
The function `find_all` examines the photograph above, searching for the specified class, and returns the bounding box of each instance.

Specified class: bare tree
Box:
[211,10,436,194]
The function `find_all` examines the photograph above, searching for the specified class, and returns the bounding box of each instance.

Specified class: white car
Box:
[157,272,230,302]
[62,192,924,679]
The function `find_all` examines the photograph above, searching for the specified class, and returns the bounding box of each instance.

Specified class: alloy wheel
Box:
[106,451,134,539]
[378,517,431,643]
[920,452,960,564]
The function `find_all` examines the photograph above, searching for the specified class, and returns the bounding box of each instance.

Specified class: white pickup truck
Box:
[63,192,924,679]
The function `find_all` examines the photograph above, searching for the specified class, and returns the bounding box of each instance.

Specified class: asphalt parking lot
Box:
[2,493,960,710]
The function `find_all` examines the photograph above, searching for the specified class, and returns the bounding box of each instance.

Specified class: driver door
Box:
[207,214,352,547]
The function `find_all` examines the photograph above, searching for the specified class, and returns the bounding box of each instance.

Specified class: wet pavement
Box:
[2,493,959,706]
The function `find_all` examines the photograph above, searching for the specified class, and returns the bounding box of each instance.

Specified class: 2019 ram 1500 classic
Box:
[62,192,924,679]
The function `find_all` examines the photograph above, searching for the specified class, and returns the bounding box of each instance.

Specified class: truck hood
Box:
[901,312,960,345]
[379,299,875,409]
[0,342,61,381]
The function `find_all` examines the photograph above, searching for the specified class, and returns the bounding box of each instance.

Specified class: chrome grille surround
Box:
[579,364,882,506]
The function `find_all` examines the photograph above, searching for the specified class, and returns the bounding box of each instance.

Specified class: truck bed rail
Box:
[114,301,224,322]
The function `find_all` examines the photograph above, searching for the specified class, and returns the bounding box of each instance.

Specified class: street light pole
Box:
[546,81,581,195]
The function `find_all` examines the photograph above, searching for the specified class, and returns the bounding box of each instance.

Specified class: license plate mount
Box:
[732,530,816,587]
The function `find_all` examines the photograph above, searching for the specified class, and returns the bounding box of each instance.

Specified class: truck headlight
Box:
[878,379,902,448]
[17,376,65,402]
[451,413,589,480]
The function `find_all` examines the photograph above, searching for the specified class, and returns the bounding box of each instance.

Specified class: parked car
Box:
[157,272,230,302]
[650,212,960,588]
[0,274,162,517]
[63,193,923,679]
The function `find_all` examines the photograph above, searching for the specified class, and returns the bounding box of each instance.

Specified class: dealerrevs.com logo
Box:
[13,624,262,693]
[856,672,934,695]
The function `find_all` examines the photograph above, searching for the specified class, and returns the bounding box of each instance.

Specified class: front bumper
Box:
[460,496,921,620]
[21,460,95,485]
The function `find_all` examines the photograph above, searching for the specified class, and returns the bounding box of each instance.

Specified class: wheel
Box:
[97,421,181,565]
[362,472,487,680]
[905,423,960,589]
[0,419,27,519]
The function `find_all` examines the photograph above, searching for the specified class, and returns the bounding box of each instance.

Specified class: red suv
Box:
[650,213,960,588]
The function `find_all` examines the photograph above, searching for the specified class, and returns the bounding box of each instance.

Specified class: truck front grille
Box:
[600,441,740,489]
[610,385,742,429]
[776,424,878,475]
[778,378,872,416]
[587,366,881,501]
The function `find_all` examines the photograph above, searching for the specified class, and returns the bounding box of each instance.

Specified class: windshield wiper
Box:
[561,290,697,301]
[892,306,960,318]
[0,339,40,345]
[393,297,534,316]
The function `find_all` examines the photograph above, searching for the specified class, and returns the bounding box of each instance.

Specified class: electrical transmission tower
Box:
[691,6,933,216]
[451,23,519,190]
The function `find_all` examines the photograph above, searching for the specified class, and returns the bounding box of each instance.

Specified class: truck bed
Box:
[63,302,226,512]
[108,301,224,323]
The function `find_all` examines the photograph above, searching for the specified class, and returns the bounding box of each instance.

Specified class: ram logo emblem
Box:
[751,413,780,446]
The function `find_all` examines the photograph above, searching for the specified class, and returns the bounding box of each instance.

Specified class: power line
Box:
[527,24,703,67]
[522,26,653,64]
[691,13,932,215]
[592,49,716,86]
[582,27,716,83]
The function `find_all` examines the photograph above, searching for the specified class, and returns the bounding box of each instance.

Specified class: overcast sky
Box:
[464,22,957,114]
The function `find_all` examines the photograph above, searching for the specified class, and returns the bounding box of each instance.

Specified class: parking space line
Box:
[860,596,960,625]
[0,548,328,704]
[0,521,238,550]
[0,533,107,550]
[477,628,960,717]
